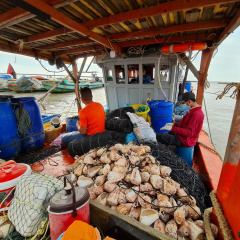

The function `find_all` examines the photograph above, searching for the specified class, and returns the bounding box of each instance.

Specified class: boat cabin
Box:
[97,54,184,110]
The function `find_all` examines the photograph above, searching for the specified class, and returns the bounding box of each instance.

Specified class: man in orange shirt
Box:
[61,87,105,147]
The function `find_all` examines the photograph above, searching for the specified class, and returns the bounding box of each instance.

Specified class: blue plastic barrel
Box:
[175,146,194,166]
[148,100,174,133]
[0,95,21,160]
[66,116,79,132]
[11,97,45,151]
[184,81,192,92]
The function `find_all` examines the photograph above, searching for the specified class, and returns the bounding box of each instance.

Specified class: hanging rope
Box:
[216,82,240,100]
[15,107,32,138]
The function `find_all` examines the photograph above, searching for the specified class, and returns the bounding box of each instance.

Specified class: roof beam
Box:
[217,9,240,44]
[0,43,72,63]
[41,38,94,50]
[110,19,228,41]
[75,52,102,60]
[57,45,105,56]
[26,27,73,42]
[83,0,239,29]
[0,0,78,28]
[117,34,216,48]
[22,0,121,52]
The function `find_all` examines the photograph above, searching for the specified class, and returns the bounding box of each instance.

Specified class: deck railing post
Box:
[196,48,214,105]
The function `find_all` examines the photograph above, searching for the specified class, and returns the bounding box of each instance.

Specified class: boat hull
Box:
[42,80,104,93]
[8,84,47,93]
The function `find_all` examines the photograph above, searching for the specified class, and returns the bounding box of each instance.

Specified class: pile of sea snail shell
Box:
[64,143,218,240]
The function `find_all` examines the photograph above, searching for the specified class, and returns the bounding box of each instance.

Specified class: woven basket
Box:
[44,124,62,143]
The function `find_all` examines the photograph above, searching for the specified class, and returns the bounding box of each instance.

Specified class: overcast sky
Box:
[0,26,239,82]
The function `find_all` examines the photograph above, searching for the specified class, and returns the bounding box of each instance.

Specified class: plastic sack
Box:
[126,112,156,143]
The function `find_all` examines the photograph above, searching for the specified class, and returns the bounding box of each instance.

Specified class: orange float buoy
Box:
[161,42,207,53]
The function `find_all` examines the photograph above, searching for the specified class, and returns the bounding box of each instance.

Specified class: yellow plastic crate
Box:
[44,124,62,143]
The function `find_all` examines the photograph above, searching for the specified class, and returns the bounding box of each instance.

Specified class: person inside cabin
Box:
[61,87,105,148]
[156,92,204,148]
[136,67,151,84]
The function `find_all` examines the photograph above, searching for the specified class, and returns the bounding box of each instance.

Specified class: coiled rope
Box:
[216,82,240,100]
[14,107,32,137]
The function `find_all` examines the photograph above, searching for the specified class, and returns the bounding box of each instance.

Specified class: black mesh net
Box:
[105,118,133,134]
[106,107,135,120]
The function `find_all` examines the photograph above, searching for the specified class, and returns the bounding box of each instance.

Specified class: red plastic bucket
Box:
[48,176,90,240]
[0,163,31,214]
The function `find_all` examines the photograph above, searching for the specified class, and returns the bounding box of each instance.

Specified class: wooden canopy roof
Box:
[0,0,240,63]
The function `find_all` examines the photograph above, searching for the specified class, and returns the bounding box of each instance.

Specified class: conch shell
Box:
[102,164,111,176]
[97,147,106,156]
[110,150,122,161]
[138,193,151,209]
[157,193,173,213]
[118,191,127,204]
[129,152,140,165]
[150,175,163,189]
[84,154,94,164]
[95,175,106,186]
[177,220,190,237]
[130,167,141,185]
[137,145,146,155]
[107,189,120,206]
[165,219,178,239]
[154,219,165,233]
[100,152,111,164]
[114,144,124,152]
[115,157,128,167]
[140,183,153,193]
[93,185,104,195]
[89,149,97,159]
[140,172,150,182]
[165,177,180,190]
[77,176,94,188]
[188,220,204,240]
[87,187,97,200]
[112,166,128,174]
[125,187,139,202]
[160,165,172,177]
[187,205,201,220]
[87,166,101,178]
[143,145,151,153]
[104,181,117,193]
[95,192,108,206]
[150,165,161,175]
[74,164,84,176]
[107,171,125,183]
[128,207,141,220]
[140,209,159,226]
[174,205,187,225]
[161,179,177,195]
[117,203,133,215]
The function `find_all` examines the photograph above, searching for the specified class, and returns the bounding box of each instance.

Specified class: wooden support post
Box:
[85,56,95,73]
[196,48,214,105]
[181,52,192,96]
[77,56,88,80]
[216,88,240,239]
[72,61,82,110]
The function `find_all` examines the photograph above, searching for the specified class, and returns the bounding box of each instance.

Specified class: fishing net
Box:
[105,118,133,134]
[105,130,127,144]
[106,107,135,120]
[7,173,63,238]
[143,141,212,213]
[67,131,112,157]
[14,146,61,166]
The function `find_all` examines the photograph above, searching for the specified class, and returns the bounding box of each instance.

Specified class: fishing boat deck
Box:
[32,129,223,192]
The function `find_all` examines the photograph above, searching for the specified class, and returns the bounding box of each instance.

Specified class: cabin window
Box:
[159,65,170,82]
[127,64,139,84]
[115,65,125,84]
[105,67,113,82]
[142,64,155,84]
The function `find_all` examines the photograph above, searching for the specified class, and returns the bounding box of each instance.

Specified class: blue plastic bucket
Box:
[148,100,174,133]
[0,95,21,160]
[175,146,194,166]
[11,97,45,151]
[66,116,79,132]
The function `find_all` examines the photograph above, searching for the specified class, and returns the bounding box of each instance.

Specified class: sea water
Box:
[0,82,235,159]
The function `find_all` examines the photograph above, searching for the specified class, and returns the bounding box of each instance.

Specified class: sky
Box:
[0,26,240,81]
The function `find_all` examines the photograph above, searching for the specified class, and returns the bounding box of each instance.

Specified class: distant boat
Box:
[0,74,14,91]
[42,79,104,93]
[8,83,47,93]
